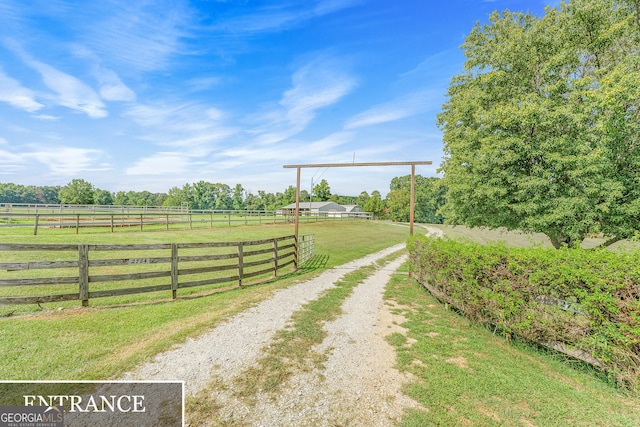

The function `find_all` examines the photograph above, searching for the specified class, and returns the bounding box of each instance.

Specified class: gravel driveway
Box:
[123,242,421,426]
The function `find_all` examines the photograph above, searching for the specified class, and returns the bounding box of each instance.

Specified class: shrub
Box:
[408,235,640,392]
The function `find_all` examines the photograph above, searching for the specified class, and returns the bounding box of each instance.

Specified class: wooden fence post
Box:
[79,244,89,306]
[294,234,298,271]
[237,242,244,287]
[33,214,39,235]
[75,214,80,234]
[140,214,144,231]
[272,239,278,277]
[171,243,178,299]
[110,214,114,232]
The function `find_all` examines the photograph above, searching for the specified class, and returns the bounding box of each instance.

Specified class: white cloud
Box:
[251,55,356,145]
[72,45,136,102]
[125,101,237,158]
[344,90,439,130]
[211,0,362,35]
[25,146,107,175]
[126,152,192,175]
[186,77,221,92]
[126,102,225,132]
[33,62,107,118]
[7,41,108,118]
[313,0,364,15]
[95,67,136,102]
[32,114,61,121]
[0,148,25,174]
[82,0,193,72]
[0,68,44,112]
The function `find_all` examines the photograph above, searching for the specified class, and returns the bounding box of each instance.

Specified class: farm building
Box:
[281,201,346,216]
[343,205,364,213]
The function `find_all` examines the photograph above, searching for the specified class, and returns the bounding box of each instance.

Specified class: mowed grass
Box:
[386,268,640,426]
[422,224,640,250]
[0,220,410,382]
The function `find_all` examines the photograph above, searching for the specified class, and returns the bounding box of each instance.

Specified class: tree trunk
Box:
[549,234,575,249]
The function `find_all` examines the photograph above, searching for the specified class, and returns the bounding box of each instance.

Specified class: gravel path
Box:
[123,242,420,425]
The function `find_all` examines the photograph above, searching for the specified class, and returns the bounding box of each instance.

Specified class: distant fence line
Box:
[0,207,372,235]
[0,234,314,307]
[0,203,188,214]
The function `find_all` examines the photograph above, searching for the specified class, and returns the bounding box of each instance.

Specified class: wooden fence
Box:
[0,210,372,235]
[0,234,314,307]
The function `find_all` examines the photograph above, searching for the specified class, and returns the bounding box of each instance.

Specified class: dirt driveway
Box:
[123,242,423,426]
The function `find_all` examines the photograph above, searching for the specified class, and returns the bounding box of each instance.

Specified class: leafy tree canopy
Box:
[437,0,640,248]
[58,179,95,205]
[312,179,331,201]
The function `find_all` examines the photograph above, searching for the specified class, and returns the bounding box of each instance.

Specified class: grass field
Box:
[1,220,638,425]
[0,220,410,381]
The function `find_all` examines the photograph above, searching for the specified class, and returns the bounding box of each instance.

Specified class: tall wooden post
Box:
[410,164,416,236]
[294,167,301,269]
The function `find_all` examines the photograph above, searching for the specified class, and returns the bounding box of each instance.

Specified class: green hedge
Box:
[407,235,640,392]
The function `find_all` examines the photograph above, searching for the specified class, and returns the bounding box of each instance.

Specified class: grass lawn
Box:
[386,265,640,426]
[0,220,410,381]
[1,220,637,425]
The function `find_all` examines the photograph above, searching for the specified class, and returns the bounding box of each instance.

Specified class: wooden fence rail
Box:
[0,210,372,234]
[0,234,314,306]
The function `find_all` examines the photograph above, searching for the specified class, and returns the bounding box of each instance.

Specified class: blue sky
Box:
[0,0,558,197]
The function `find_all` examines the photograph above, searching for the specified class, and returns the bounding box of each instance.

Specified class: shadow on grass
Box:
[299,254,329,270]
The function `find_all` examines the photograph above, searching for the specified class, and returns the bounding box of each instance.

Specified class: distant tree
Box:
[164,185,192,207]
[259,190,278,210]
[213,184,233,210]
[390,175,446,224]
[357,191,370,207]
[34,186,61,204]
[245,192,264,210]
[113,191,128,206]
[191,181,216,210]
[59,179,95,204]
[364,191,386,219]
[93,189,113,205]
[386,189,410,222]
[232,184,245,210]
[276,185,297,207]
[313,179,331,201]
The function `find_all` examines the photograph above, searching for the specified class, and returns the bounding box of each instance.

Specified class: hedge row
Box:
[407,235,640,392]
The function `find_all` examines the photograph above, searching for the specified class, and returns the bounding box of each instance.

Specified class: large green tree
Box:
[438,0,640,248]
[58,179,95,205]
[312,179,331,201]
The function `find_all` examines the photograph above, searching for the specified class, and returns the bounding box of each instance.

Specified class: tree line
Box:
[0,177,448,224]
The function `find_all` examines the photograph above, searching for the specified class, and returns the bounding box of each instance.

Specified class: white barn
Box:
[281,201,346,216]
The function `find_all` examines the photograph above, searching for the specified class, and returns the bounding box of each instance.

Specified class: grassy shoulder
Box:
[385,267,640,426]
[0,220,410,381]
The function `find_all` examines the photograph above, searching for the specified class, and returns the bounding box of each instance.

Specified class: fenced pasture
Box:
[0,234,314,307]
[0,203,372,235]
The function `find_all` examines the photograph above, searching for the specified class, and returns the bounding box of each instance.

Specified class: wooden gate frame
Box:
[283,161,432,267]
